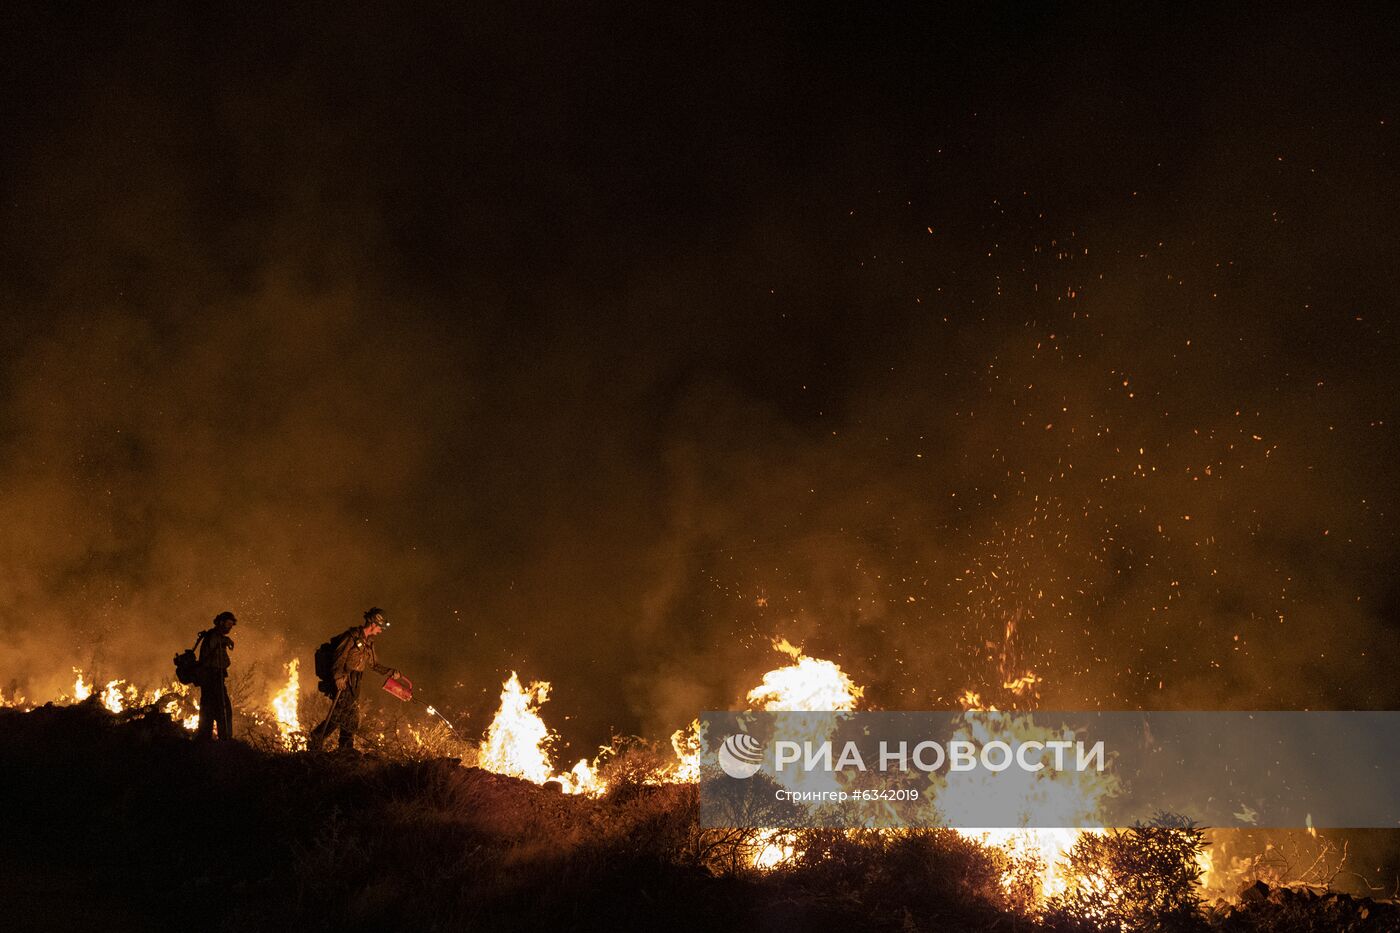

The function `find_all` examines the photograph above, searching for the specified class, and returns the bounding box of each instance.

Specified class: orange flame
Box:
[478,672,606,795]
[271,659,304,750]
[742,638,864,870]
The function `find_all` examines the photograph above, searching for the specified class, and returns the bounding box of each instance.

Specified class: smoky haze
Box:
[1,5,1398,756]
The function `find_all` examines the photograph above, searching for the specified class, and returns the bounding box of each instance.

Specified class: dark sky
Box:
[1,3,1398,752]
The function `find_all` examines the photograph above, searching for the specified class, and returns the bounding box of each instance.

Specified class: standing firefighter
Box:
[310,608,398,752]
[197,611,237,741]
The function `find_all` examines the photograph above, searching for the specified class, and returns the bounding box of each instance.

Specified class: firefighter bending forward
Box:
[310,607,397,752]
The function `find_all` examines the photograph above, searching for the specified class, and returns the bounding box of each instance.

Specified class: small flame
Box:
[162,680,200,731]
[271,659,304,750]
[667,719,704,783]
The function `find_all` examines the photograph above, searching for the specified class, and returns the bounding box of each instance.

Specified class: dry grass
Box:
[3,703,1396,933]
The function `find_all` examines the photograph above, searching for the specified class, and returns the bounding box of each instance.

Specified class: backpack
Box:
[174,631,207,685]
[313,630,351,697]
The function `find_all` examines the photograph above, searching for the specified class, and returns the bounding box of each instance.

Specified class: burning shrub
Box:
[776,827,1029,927]
[593,734,673,799]
[1045,814,1207,932]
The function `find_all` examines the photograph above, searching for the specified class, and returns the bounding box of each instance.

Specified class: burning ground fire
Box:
[4,664,298,746]
[477,671,602,794]
[270,659,304,750]
[4,638,1224,906]
[468,636,1224,905]
[52,667,203,731]
[462,636,1147,900]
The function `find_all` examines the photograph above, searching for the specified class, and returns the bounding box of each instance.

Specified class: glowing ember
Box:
[1001,671,1042,696]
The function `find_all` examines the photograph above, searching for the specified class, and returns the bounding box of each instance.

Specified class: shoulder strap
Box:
[193,630,208,652]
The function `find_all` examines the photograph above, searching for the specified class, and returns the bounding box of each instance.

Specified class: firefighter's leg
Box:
[309,690,346,750]
[215,678,233,740]
[197,679,215,739]
[337,676,361,750]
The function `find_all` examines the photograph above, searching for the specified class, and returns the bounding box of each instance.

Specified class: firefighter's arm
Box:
[366,639,393,676]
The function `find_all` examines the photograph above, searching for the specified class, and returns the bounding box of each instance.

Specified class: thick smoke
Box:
[1,5,1397,755]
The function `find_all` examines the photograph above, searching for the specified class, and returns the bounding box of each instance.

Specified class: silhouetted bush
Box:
[1045,814,1207,932]
[778,827,1027,927]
